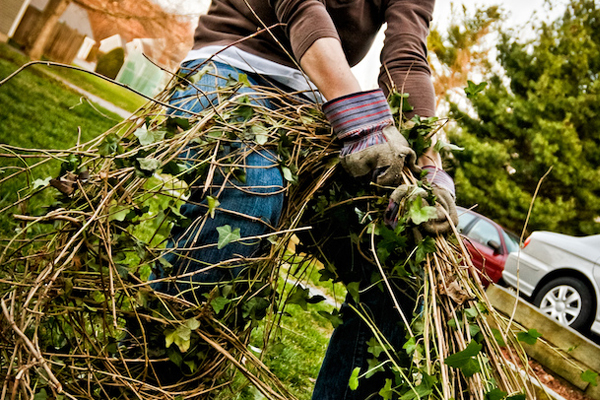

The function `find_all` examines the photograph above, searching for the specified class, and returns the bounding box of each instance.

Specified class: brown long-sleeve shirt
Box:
[192,0,436,116]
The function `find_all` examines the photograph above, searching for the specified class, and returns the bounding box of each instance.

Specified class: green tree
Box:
[448,0,600,236]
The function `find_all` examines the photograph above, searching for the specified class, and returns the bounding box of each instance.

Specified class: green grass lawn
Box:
[0,42,122,233]
[45,66,147,113]
[0,42,120,150]
[0,42,146,114]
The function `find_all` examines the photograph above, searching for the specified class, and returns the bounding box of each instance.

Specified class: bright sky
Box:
[353,0,568,89]
[155,0,565,27]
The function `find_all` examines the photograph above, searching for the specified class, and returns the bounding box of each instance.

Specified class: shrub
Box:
[95,47,125,80]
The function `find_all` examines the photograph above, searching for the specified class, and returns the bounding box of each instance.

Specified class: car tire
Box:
[533,277,594,332]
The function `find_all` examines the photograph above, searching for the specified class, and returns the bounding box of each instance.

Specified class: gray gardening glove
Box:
[384,166,458,235]
[323,89,419,187]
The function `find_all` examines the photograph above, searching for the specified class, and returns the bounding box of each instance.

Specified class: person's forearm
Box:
[301,37,443,169]
[299,37,361,101]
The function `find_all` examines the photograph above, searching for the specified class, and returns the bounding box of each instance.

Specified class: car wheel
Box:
[533,277,594,331]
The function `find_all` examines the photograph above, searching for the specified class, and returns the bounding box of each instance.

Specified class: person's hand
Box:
[384,166,458,235]
[323,89,419,187]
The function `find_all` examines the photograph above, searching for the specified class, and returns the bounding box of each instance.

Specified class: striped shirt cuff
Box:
[323,89,394,140]
[423,166,455,198]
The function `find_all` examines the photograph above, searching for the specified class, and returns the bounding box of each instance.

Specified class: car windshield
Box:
[503,231,520,253]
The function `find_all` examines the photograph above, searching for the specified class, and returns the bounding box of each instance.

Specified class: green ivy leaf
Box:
[403,336,418,355]
[581,370,598,386]
[388,91,413,115]
[485,388,507,400]
[211,296,230,314]
[367,337,387,358]
[469,323,482,338]
[408,197,437,226]
[349,367,360,390]
[162,161,186,176]
[281,166,297,183]
[242,297,270,320]
[139,264,152,281]
[318,263,338,282]
[186,318,200,330]
[184,360,197,373]
[233,95,254,120]
[444,340,482,377]
[186,65,213,84]
[116,264,129,278]
[238,73,251,87]
[167,346,183,366]
[400,374,436,399]
[207,196,220,218]
[506,394,526,400]
[137,158,161,174]
[165,324,192,353]
[447,318,460,329]
[365,357,385,378]
[434,139,464,153]
[98,133,121,156]
[216,225,241,249]
[400,382,434,400]
[134,126,166,146]
[165,116,191,133]
[517,329,542,345]
[60,153,81,174]
[415,236,436,263]
[287,285,310,310]
[251,125,269,145]
[108,203,131,222]
[318,309,343,328]
[379,378,394,400]
[491,328,506,347]
[33,389,48,400]
[465,306,479,319]
[346,281,360,304]
[31,177,51,190]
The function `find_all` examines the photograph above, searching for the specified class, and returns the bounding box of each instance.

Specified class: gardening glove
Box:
[323,89,419,187]
[384,166,458,235]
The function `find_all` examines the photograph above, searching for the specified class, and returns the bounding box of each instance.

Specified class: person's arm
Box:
[300,38,419,187]
[299,37,361,101]
[379,0,440,168]
[300,37,442,169]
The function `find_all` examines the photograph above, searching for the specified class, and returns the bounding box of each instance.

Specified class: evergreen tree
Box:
[448,0,600,236]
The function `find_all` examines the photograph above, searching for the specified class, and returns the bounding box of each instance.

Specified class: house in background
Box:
[2,0,95,64]
[116,38,168,97]
[98,34,126,54]
[2,0,192,96]
[0,0,31,42]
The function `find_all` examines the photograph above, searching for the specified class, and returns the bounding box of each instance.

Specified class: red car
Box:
[456,207,520,286]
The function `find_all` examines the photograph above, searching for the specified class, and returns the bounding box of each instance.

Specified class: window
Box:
[457,212,477,233]
[503,231,520,253]
[467,220,501,250]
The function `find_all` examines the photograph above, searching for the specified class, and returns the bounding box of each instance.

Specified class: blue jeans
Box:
[154,60,284,299]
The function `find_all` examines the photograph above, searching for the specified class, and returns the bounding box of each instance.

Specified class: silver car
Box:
[502,231,600,335]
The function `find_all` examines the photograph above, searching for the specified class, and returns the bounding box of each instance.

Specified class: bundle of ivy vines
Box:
[0,66,545,400]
